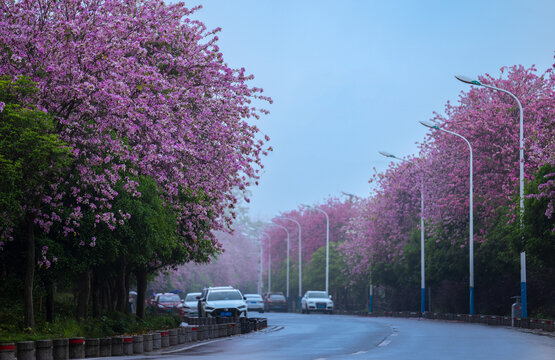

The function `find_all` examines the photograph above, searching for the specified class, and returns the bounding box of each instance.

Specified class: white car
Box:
[244,294,265,313]
[301,291,334,314]
[183,292,201,315]
[198,286,248,318]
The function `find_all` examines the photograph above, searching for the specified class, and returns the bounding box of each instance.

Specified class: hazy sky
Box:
[169,0,555,220]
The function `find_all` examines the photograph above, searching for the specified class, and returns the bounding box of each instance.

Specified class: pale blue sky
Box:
[170,0,555,219]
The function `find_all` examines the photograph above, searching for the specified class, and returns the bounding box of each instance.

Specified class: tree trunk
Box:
[136,268,147,319]
[23,215,35,329]
[45,281,55,323]
[76,270,91,319]
[91,271,101,317]
[115,257,127,313]
[124,268,131,314]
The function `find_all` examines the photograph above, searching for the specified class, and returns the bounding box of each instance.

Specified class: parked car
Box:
[197,286,248,318]
[244,294,265,313]
[154,293,184,316]
[183,292,201,316]
[265,293,287,312]
[301,291,333,314]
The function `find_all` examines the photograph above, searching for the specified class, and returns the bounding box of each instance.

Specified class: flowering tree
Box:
[341,64,554,313]
[150,224,259,294]
[0,0,270,327]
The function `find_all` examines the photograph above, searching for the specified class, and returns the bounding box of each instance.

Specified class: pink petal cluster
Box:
[342,64,554,277]
[0,0,271,252]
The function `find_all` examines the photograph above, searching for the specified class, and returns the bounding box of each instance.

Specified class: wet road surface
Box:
[115,312,555,360]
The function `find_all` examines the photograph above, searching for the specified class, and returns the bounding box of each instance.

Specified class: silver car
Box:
[183,292,201,315]
[244,294,265,313]
[301,291,334,314]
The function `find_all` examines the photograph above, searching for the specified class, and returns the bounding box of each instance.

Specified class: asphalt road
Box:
[124,312,555,360]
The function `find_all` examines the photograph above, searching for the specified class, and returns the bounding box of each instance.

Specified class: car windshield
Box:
[207,290,243,301]
[269,294,285,300]
[185,294,199,301]
[246,295,262,300]
[159,294,180,302]
[308,292,328,299]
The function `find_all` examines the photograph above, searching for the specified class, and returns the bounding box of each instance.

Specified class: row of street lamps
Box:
[259,74,526,317]
[378,74,526,317]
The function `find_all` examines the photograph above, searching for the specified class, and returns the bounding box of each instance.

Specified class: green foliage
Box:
[0,75,73,235]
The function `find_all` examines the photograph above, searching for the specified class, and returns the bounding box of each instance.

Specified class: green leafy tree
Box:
[0,76,73,328]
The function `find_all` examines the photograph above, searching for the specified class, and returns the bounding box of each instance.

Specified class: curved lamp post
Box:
[419,120,475,315]
[379,151,426,314]
[455,75,526,318]
[301,204,330,295]
[271,221,291,307]
[280,216,303,312]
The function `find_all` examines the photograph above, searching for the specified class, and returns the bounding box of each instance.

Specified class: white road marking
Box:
[378,340,391,347]
[160,339,229,354]
[352,350,368,355]
[391,333,398,336]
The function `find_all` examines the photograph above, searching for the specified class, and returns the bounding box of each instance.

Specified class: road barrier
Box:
[152,332,161,350]
[35,340,52,360]
[337,309,554,332]
[142,334,152,353]
[0,343,16,360]
[110,337,123,356]
[122,337,133,355]
[83,339,98,358]
[16,341,34,360]
[1,316,267,360]
[68,338,84,359]
[132,336,143,354]
[98,338,111,357]
[52,339,68,360]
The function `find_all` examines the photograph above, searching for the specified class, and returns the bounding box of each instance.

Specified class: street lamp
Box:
[280,216,303,312]
[301,204,330,295]
[271,221,291,308]
[455,75,526,318]
[420,120,475,315]
[379,151,426,314]
[268,237,271,293]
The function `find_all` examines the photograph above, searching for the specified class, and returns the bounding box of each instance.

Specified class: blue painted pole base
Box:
[421,288,425,314]
[470,287,475,315]
[521,282,527,319]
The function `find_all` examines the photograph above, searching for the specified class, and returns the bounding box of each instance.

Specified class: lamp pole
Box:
[258,237,263,294]
[280,217,302,312]
[302,204,330,294]
[379,151,426,314]
[271,222,291,308]
[455,75,526,318]
[268,240,271,293]
[420,120,475,315]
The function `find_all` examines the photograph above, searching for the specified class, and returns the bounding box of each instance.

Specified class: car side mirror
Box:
[244,296,247,300]
[329,295,332,299]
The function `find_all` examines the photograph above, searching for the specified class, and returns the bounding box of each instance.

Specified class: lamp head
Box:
[455,75,482,86]
[378,151,396,158]
[419,120,440,130]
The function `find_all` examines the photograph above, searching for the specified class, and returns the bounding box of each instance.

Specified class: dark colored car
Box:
[265,293,287,312]
[154,293,184,316]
